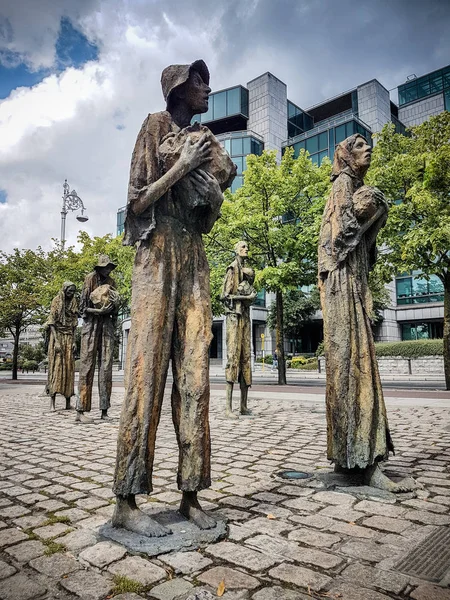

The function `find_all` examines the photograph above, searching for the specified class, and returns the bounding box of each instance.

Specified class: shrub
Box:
[256,355,273,364]
[315,341,324,357]
[288,356,318,370]
[375,339,443,358]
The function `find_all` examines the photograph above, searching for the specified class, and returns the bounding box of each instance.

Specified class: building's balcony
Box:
[282,111,371,146]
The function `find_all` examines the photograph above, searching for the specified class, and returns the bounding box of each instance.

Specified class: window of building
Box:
[116,207,126,236]
[396,274,444,305]
[398,65,450,106]
[227,87,240,115]
[254,289,266,307]
[401,322,443,340]
[231,137,243,156]
[214,91,227,120]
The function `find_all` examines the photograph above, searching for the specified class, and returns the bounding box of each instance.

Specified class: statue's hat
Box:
[161,59,210,106]
[95,254,117,270]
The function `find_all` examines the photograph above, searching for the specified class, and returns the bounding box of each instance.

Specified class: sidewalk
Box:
[0,383,449,599]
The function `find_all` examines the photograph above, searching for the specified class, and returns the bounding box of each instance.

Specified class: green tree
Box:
[367,113,450,388]
[267,287,320,348]
[0,248,51,379]
[206,148,331,384]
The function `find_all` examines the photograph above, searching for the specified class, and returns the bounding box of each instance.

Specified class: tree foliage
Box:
[205,147,331,383]
[267,287,320,342]
[367,112,450,387]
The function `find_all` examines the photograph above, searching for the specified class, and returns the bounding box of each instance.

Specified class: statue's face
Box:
[351,136,372,171]
[236,242,248,258]
[65,286,76,299]
[182,70,211,114]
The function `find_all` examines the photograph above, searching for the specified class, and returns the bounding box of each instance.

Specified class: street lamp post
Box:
[61,179,89,249]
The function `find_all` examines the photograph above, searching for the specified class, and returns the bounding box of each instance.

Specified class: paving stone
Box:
[0,572,47,600]
[251,587,311,600]
[251,503,292,519]
[329,520,380,539]
[217,508,253,521]
[206,541,280,571]
[184,590,215,600]
[327,582,394,600]
[34,499,68,512]
[18,493,45,505]
[12,514,47,529]
[198,566,259,589]
[281,497,322,512]
[277,486,314,497]
[5,540,46,562]
[33,523,71,540]
[75,496,109,510]
[410,584,450,599]
[113,595,144,600]
[0,505,30,519]
[252,492,286,503]
[247,534,343,569]
[60,569,113,599]
[318,504,366,522]
[0,560,16,580]
[29,553,81,577]
[149,578,194,599]
[108,556,166,585]
[340,540,399,563]
[341,562,409,594]
[2,486,29,497]
[361,515,413,533]
[354,499,407,517]
[288,514,336,529]
[288,527,341,547]
[219,496,257,509]
[269,562,332,592]
[54,528,98,552]
[79,541,127,568]
[312,490,356,506]
[54,508,90,522]
[402,509,450,525]
[160,551,213,574]
[0,528,28,548]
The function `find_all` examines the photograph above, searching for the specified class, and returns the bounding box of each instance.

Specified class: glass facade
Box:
[289,119,371,164]
[192,86,249,124]
[396,274,444,305]
[401,321,443,341]
[254,289,266,307]
[218,132,264,192]
[398,65,450,106]
[117,206,125,235]
[287,101,314,139]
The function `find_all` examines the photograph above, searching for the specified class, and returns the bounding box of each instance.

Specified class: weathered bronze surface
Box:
[221,241,256,417]
[76,255,118,421]
[45,282,78,410]
[318,135,414,492]
[113,60,235,537]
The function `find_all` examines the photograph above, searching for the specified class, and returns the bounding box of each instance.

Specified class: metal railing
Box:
[282,111,371,147]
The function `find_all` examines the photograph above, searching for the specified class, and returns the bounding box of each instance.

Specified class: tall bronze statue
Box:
[221,241,256,417]
[76,255,119,423]
[112,60,236,537]
[318,134,413,492]
[45,282,78,411]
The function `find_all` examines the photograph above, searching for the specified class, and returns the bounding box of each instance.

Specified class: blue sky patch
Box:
[0,17,99,100]
[0,190,7,204]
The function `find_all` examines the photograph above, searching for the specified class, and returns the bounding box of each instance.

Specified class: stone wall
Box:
[398,93,445,127]
[318,355,444,375]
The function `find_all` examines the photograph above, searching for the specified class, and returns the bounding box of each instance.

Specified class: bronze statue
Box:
[112,59,236,537]
[76,255,119,423]
[318,134,413,492]
[45,282,78,410]
[221,241,256,417]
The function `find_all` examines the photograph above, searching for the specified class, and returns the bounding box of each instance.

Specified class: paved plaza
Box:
[0,381,449,600]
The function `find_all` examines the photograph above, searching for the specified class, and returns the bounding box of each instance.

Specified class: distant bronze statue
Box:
[221,241,256,417]
[112,59,236,537]
[76,255,119,423]
[318,134,414,492]
[45,282,78,410]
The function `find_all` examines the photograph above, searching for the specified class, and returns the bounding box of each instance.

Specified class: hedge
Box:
[316,338,443,358]
[374,339,443,358]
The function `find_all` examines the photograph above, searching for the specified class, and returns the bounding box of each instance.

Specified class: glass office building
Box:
[398,65,450,109]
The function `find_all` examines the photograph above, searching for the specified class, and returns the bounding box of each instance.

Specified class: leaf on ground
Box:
[267,513,277,520]
[217,579,226,596]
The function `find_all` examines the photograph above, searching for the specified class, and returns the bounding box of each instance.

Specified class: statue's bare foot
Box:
[75,412,94,424]
[50,397,56,411]
[112,496,171,537]
[225,410,238,419]
[65,398,72,410]
[180,491,217,530]
[240,407,252,416]
[365,464,416,493]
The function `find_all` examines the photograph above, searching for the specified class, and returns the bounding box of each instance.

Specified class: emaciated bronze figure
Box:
[112,60,236,537]
[45,282,78,410]
[76,255,119,423]
[318,134,414,492]
[221,241,256,417]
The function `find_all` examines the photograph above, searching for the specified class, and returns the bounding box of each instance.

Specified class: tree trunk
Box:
[275,290,287,385]
[443,276,450,390]
[12,323,20,381]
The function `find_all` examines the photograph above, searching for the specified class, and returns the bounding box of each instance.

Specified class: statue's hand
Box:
[179,135,212,173]
[189,168,221,198]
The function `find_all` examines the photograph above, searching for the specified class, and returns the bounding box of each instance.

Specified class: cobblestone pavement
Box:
[0,384,449,600]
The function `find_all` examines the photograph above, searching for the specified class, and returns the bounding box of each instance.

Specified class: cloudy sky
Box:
[0,0,449,252]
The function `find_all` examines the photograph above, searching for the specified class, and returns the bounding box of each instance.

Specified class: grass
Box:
[44,541,67,556]
[111,575,147,596]
[42,513,71,526]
